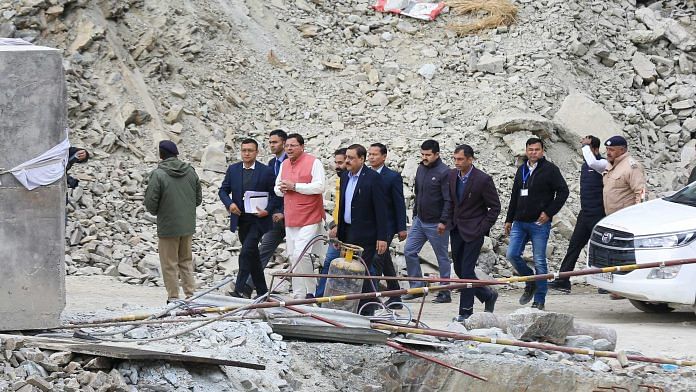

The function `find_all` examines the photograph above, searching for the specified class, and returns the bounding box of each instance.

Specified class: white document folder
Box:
[243,191,269,214]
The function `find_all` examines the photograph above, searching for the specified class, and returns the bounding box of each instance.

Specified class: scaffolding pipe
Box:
[371,324,696,367]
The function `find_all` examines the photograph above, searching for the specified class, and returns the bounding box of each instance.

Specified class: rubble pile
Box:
[1,0,695,284]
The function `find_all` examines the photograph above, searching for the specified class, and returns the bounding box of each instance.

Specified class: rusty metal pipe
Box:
[371,324,696,367]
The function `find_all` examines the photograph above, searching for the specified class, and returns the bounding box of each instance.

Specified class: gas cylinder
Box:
[322,243,365,313]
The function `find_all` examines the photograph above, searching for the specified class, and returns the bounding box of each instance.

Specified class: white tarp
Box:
[0,138,70,190]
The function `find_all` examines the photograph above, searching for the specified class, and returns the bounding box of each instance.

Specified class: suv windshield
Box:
[665,183,696,207]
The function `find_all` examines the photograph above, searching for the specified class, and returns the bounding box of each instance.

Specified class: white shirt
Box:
[243,161,256,170]
[582,145,609,173]
[372,165,384,174]
[274,155,326,197]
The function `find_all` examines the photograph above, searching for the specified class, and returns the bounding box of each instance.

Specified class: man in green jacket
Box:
[145,140,203,303]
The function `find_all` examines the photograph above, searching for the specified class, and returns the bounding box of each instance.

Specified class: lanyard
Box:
[522,165,532,186]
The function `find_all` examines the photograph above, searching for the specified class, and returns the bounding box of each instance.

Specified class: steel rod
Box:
[371,324,696,367]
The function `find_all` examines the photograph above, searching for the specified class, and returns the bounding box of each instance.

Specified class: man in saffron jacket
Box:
[274,133,326,299]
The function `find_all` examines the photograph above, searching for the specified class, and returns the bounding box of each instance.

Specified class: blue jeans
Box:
[315,245,341,297]
[506,221,551,304]
[404,216,450,288]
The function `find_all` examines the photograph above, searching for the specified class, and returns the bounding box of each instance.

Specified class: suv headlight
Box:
[634,231,696,248]
[647,265,681,279]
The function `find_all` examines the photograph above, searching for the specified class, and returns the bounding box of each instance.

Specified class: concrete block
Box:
[0,42,67,330]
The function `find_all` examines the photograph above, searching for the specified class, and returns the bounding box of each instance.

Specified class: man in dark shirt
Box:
[403,139,453,303]
[550,136,606,293]
[504,138,569,310]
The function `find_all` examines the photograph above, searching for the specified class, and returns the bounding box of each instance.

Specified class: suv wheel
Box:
[629,299,674,313]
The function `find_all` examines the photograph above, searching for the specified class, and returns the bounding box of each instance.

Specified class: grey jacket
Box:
[413,158,451,224]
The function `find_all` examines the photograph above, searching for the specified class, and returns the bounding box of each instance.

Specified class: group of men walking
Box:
[143,129,646,321]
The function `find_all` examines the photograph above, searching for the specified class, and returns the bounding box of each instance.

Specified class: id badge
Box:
[520,189,529,197]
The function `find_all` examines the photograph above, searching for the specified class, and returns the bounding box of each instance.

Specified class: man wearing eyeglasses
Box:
[274,133,326,299]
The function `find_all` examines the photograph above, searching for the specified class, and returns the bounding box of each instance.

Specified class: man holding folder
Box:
[219,139,277,298]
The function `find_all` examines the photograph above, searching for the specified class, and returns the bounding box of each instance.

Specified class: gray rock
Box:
[553,92,622,150]
[631,52,657,82]
[593,338,613,351]
[506,308,574,344]
[124,327,150,339]
[591,360,611,372]
[672,100,695,110]
[487,108,553,138]
[0,22,16,38]
[201,142,227,173]
[477,343,505,355]
[564,335,594,349]
[464,312,503,330]
[627,29,663,45]
[567,41,588,57]
[503,132,536,157]
[569,321,617,351]
[417,64,437,80]
[164,105,183,124]
[476,54,505,74]
[117,262,145,279]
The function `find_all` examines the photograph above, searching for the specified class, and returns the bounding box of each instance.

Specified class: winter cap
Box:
[159,140,179,155]
[604,135,627,147]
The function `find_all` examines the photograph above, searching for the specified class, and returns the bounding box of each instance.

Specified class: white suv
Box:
[586,183,696,314]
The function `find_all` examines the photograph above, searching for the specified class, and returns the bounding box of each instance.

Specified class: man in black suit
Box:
[330,144,389,314]
[444,145,501,322]
[218,138,277,298]
[367,143,408,307]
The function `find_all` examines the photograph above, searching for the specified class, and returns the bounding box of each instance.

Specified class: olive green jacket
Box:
[144,158,202,237]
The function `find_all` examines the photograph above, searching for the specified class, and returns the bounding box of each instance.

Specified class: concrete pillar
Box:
[0,43,67,330]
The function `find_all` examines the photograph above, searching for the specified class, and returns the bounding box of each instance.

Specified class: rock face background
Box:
[2,0,696,288]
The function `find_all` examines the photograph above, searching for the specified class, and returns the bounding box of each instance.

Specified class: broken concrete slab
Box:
[631,52,657,82]
[506,308,574,344]
[553,92,622,150]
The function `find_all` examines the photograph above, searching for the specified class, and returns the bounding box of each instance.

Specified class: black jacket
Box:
[379,166,408,236]
[66,147,89,189]
[337,165,389,246]
[505,157,569,223]
[267,155,285,214]
[414,158,451,224]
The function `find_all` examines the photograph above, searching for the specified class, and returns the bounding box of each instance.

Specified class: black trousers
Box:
[557,211,604,282]
[372,235,400,291]
[450,228,494,317]
[236,218,268,296]
[247,220,286,289]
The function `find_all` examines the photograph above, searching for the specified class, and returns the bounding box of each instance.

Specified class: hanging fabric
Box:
[0,138,70,190]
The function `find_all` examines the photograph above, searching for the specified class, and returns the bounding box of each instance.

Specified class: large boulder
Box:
[553,93,622,150]
[502,132,536,157]
[487,108,554,138]
[201,142,228,173]
[506,308,574,344]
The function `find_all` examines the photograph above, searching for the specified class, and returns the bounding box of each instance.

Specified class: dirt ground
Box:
[64,276,696,358]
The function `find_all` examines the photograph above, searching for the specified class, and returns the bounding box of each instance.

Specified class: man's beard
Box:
[335,168,345,175]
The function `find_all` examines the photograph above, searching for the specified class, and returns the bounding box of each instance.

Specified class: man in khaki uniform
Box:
[602,136,645,215]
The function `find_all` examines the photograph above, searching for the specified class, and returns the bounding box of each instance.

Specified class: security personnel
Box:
[602,136,646,215]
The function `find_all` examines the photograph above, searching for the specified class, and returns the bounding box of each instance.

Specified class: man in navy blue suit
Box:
[218,138,277,298]
[330,144,389,314]
[243,129,288,296]
[367,143,408,307]
[444,145,500,322]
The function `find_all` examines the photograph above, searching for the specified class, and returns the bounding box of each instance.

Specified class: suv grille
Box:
[588,226,636,274]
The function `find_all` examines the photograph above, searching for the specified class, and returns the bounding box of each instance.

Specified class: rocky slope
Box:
[2,0,696,286]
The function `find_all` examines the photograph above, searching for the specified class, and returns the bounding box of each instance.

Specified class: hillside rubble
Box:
[1,0,696,294]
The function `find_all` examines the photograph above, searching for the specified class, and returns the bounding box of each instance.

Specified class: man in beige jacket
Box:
[602,136,645,215]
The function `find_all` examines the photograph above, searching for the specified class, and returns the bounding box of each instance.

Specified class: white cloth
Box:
[274,156,326,197]
[0,138,70,190]
[286,223,322,298]
[582,145,609,173]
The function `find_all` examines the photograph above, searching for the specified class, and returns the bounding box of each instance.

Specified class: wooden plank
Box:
[0,334,264,370]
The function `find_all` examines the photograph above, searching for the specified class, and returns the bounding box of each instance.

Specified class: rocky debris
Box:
[1,0,695,295]
[553,93,622,149]
[487,108,554,139]
[507,308,574,345]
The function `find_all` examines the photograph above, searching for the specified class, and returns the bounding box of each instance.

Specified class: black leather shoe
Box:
[305,293,315,299]
[241,284,254,298]
[402,293,424,301]
[432,291,451,303]
[453,314,471,322]
[549,280,571,294]
[519,282,536,305]
[385,296,404,309]
[228,291,246,298]
[531,302,545,311]
[484,290,498,313]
